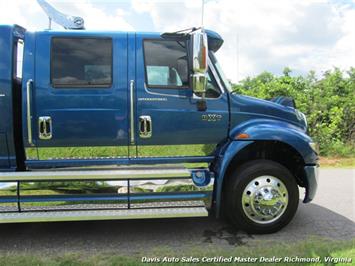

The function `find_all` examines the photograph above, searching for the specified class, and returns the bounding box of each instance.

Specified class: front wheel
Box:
[224,160,299,234]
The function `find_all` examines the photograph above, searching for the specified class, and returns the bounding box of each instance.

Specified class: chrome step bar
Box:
[0,207,208,223]
[0,167,196,181]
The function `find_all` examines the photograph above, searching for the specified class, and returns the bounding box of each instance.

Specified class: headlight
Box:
[309,142,319,154]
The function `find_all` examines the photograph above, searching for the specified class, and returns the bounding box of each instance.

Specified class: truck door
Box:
[25,32,129,160]
[134,34,229,156]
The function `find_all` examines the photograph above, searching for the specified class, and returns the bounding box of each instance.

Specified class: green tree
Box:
[232,68,355,157]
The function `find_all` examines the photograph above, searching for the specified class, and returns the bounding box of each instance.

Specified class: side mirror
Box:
[191,29,208,94]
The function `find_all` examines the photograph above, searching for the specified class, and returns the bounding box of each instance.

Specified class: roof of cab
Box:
[21,26,224,52]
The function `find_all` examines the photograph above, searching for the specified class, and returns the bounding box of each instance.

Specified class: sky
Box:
[0,0,354,82]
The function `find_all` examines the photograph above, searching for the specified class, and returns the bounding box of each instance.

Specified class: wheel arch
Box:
[214,140,312,217]
[223,140,307,187]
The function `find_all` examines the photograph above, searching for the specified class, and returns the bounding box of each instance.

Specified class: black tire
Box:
[224,159,299,234]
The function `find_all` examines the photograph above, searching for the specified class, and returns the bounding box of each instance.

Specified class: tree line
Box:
[232,67,355,157]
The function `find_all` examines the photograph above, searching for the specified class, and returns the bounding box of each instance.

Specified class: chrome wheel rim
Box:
[242,176,288,224]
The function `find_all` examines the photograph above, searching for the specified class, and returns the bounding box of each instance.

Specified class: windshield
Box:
[210,52,233,92]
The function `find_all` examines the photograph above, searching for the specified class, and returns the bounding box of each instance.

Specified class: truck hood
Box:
[229,93,307,132]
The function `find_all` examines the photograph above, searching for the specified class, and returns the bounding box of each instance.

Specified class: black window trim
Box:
[143,38,191,90]
[50,36,113,89]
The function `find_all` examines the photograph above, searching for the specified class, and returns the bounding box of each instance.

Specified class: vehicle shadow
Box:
[0,202,354,254]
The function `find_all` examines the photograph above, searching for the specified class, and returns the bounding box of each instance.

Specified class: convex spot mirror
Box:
[191,29,208,94]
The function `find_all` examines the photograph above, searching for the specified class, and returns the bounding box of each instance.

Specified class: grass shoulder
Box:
[319,157,355,168]
[0,238,354,266]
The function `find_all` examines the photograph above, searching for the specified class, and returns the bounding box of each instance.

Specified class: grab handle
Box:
[26,79,33,146]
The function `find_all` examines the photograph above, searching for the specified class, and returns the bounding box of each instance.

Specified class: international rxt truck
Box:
[0,2,318,234]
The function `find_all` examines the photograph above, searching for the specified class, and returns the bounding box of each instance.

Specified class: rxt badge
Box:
[202,114,222,122]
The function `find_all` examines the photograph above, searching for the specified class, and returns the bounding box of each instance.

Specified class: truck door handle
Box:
[139,116,152,138]
[38,116,52,140]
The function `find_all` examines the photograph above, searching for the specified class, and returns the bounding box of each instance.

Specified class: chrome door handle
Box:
[38,116,52,140]
[26,79,34,145]
[139,116,152,138]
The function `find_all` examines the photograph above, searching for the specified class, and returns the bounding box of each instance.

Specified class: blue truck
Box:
[0,22,318,233]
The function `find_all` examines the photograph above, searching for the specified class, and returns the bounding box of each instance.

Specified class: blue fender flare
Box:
[214,119,318,216]
[229,119,317,164]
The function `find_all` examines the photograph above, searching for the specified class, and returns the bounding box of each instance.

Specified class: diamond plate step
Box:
[0,207,208,223]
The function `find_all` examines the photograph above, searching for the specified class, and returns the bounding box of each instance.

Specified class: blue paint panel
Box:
[31,31,129,148]
[227,93,317,164]
[229,94,307,132]
[0,26,13,134]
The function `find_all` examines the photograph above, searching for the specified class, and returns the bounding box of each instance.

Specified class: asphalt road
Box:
[0,168,353,255]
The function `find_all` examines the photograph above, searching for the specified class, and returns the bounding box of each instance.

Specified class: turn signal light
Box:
[235,133,250,139]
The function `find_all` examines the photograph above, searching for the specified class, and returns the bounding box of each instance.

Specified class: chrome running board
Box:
[0,167,214,222]
[0,207,208,223]
[0,167,195,181]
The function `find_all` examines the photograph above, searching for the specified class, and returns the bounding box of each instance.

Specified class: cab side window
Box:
[51,37,112,88]
[144,40,188,88]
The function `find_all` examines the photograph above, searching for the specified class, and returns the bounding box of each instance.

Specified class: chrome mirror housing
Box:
[192,74,208,94]
[191,29,208,94]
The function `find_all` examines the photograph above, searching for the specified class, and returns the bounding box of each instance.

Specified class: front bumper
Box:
[303,165,319,203]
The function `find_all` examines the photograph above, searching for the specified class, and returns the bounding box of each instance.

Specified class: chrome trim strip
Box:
[128,177,214,193]
[0,168,194,181]
[25,156,214,168]
[129,79,135,145]
[131,200,205,208]
[0,207,208,223]
[19,180,129,212]
[26,79,34,146]
[19,203,128,212]
[127,177,214,208]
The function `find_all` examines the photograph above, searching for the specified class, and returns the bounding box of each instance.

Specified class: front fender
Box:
[214,140,254,216]
[214,119,318,217]
[230,119,317,164]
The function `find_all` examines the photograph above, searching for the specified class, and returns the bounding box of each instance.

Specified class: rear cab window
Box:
[51,37,112,88]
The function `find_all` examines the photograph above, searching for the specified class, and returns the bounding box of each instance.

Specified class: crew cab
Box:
[0,24,318,233]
